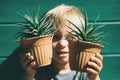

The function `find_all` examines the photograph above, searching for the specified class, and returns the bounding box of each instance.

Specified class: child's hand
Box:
[20,52,37,76]
[86,53,103,80]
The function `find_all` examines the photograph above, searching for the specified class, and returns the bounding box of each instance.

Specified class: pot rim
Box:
[69,40,104,48]
[16,34,54,42]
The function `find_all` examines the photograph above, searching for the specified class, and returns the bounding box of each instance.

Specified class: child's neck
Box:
[54,62,71,74]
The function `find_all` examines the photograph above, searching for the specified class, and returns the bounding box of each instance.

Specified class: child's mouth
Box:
[56,51,69,57]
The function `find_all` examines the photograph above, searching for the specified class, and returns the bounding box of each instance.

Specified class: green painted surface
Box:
[0,24,21,56]
[100,56,120,80]
[0,0,120,22]
[0,58,7,65]
[98,23,120,54]
[0,0,120,80]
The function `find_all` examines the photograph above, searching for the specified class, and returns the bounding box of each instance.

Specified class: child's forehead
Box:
[54,27,71,36]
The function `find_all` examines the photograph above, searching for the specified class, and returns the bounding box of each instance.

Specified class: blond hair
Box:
[45,4,85,28]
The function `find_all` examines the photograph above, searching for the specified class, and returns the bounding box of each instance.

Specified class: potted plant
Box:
[16,9,56,67]
[67,14,106,72]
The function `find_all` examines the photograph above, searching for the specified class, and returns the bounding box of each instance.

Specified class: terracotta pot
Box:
[69,40,104,72]
[18,35,53,67]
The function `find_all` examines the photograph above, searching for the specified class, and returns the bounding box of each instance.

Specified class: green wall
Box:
[0,0,120,80]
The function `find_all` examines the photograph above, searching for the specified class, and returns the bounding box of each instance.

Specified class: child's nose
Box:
[59,37,68,48]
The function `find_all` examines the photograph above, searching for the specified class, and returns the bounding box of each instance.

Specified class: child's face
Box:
[52,24,73,64]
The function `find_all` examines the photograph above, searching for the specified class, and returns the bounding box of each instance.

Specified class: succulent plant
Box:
[15,8,56,40]
[67,13,106,44]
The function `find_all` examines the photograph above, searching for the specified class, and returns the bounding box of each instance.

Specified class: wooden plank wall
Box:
[0,0,120,80]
